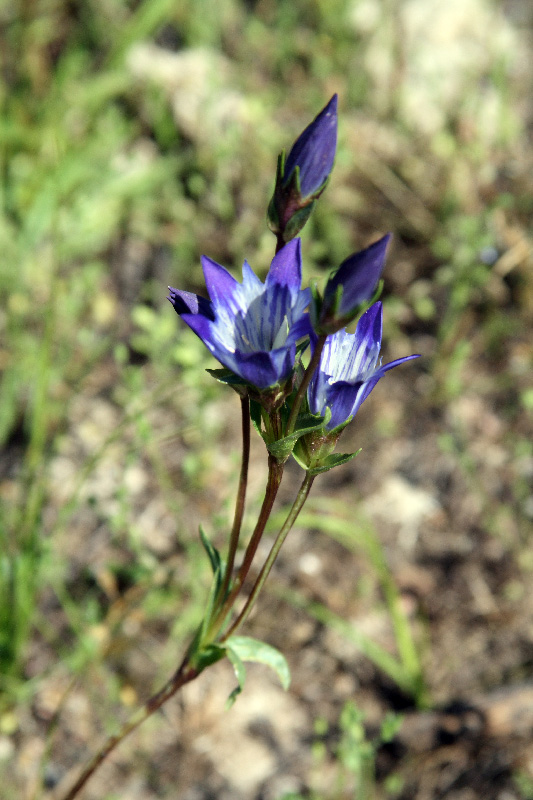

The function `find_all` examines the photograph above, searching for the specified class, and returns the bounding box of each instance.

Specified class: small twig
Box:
[285,334,326,436]
[59,656,198,800]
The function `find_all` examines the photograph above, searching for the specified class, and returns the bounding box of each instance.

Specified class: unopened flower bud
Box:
[268,95,338,244]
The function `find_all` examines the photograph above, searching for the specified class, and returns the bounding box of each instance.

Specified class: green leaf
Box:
[307,449,361,476]
[226,645,246,688]
[225,646,247,708]
[199,565,223,640]
[225,635,291,690]
[380,712,404,743]
[198,528,226,637]
[199,525,222,575]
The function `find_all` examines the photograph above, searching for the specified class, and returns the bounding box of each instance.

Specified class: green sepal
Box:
[306,449,362,476]
[283,201,315,242]
[267,410,330,460]
[225,635,291,692]
[267,151,286,234]
[249,398,264,438]
[284,162,331,203]
[268,149,329,242]
[267,196,279,232]
[309,279,322,329]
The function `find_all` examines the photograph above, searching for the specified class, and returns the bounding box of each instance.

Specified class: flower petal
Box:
[233,346,295,389]
[266,238,302,293]
[324,379,366,429]
[201,255,241,312]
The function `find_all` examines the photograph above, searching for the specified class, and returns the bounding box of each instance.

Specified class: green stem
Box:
[218,396,251,603]
[208,454,284,636]
[222,471,315,639]
[59,656,199,800]
[285,333,327,436]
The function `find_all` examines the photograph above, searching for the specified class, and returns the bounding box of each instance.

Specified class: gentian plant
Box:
[62,97,420,800]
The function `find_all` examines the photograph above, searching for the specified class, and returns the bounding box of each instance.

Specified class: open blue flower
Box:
[308,302,420,430]
[168,239,312,391]
[283,94,338,198]
[317,234,390,333]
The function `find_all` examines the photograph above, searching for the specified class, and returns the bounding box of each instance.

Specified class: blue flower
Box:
[283,94,338,198]
[317,235,390,334]
[168,239,312,391]
[308,302,420,430]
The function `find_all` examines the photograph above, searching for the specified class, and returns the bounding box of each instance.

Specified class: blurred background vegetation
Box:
[1,0,532,798]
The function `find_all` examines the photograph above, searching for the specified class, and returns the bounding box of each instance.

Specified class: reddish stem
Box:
[59,657,198,800]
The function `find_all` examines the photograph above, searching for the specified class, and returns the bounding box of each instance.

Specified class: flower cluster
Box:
[60,97,423,800]
[169,96,419,471]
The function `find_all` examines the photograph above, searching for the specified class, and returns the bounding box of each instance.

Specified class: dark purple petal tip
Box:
[168,286,215,320]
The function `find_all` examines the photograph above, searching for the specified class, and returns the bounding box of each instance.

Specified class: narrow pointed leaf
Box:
[199,568,222,640]
[199,525,222,575]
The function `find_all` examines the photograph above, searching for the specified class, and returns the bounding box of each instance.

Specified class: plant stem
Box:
[285,333,327,436]
[218,396,251,603]
[59,656,199,800]
[275,232,285,253]
[223,471,315,639]
[208,453,284,636]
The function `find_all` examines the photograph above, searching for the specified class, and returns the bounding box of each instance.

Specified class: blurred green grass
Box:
[0,0,532,797]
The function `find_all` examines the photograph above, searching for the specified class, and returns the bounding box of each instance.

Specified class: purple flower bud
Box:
[268,96,338,244]
[317,235,390,334]
[283,94,338,198]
